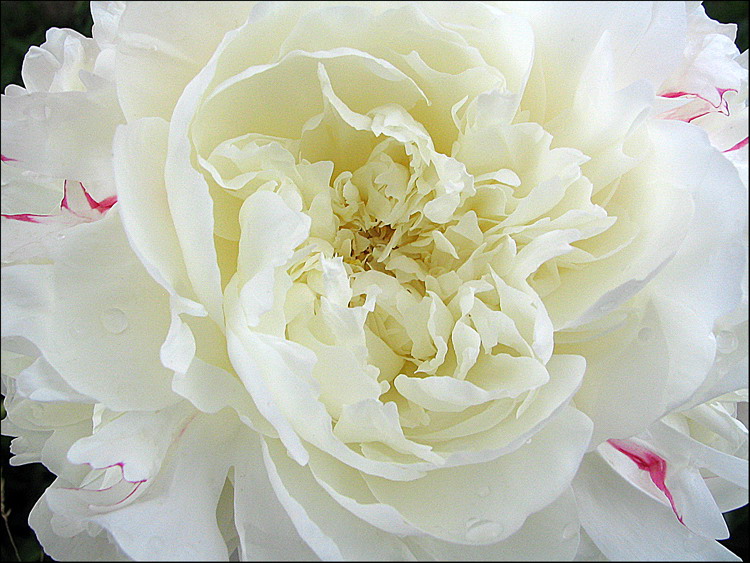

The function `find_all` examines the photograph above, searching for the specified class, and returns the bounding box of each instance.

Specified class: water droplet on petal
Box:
[55,232,66,240]
[638,326,653,342]
[465,518,503,542]
[562,522,578,540]
[477,486,490,498]
[525,439,532,445]
[101,308,128,334]
[716,330,738,354]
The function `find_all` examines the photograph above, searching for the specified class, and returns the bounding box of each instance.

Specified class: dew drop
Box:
[101,308,128,334]
[716,330,738,354]
[476,486,490,498]
[465,518,503,542]
[561,522,578,540]
[525,439,532,445]
[54,232,66,240]
[638,326,653,342]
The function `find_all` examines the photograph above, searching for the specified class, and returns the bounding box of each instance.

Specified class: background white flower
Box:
[1,2,747,561]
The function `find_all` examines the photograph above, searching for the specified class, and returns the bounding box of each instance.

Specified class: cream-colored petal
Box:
[364,406,592,545]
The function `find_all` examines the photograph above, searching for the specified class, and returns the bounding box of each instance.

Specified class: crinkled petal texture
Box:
[1,1,747,561]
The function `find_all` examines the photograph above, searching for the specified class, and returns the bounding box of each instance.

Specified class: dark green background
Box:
[1,1,748,561]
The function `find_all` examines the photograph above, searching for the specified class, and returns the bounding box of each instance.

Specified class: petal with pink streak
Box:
[1,180,117,262]
[607,438,683,524]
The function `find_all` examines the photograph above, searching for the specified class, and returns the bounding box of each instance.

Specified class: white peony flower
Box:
[1,1,747,560]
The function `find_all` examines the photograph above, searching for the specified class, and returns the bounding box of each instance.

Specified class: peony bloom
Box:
[1,1,747,560]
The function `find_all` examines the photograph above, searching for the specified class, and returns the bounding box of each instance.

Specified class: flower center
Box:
[343,223,398,271]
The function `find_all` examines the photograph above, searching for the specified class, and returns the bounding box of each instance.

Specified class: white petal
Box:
[51,410,245,561]
[706,476,750,513]
[2,180,115,263]
[263,437,416,561]
[232,431,318,561]
[114,1,253,120]
[405,487,581,561]
[66,402,194,483]
[29,484,128,562]
[364,406,592,545]
[305,446,425,537]
[235,189,310,326]
[506,1,687,119]
[163,19,245,324]
[434,354,586,466]
[21,28,98,93]
[600,437,731,540]
[0,161,62,216]
[649,420,748,489]
[334,399,443,464]
[113,117,192,299]
[1,211,178,411]
[666,466,729,539]
[573,451,739,561]
[15,356,91,403]
[226,277,427,480]
[647,120,746,325]
[225,288,311,467]
[394,354,548,413]
[172,352,273,435]
[1,84,122,199]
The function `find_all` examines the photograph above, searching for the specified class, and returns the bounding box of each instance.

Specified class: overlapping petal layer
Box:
[1,1,747,561]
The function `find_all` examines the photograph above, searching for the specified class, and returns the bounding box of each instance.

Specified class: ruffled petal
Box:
[263,436,417,561]
[29,484,129,562]
[363,406,592,545]
[44,410,243,561]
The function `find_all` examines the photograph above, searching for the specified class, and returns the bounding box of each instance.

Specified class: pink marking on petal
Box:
[723,137,749,153]
[114,480,146,506]
[60,461,147,507]
[608,439,684,525]
[85,461,147,485]
[661,88,736,110]
[0,213,44,223]
[61,180,116,215]
[60,180,72,211]
[659,88,737,122]
[82,184,101,209]
[60,478,146,509]
[714,87,735,114]
[0,154,17,162]
[96,195,118,210]
[685,111,710,123]
[661,91,694,99]
[2,180,116,230]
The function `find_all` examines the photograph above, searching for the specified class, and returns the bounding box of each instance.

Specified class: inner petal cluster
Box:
[186,3,652,469]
